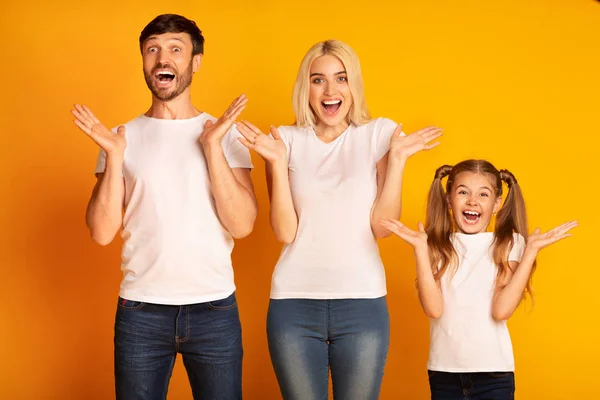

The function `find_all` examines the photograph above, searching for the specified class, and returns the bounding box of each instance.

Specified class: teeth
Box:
[464,211,480,216]
[323,100,341,105]
[157,71,175,77]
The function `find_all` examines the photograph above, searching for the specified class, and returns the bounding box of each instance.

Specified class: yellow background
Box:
[1,0,598,398]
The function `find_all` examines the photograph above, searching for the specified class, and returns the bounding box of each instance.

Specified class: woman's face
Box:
[308,54,353,130]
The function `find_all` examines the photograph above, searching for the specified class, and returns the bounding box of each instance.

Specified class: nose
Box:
[467,195,478,206]
[157,50,171,65]
[323,81,337,96]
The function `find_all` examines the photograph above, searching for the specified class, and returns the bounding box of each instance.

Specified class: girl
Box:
[236,40,442,399]
[380,159,577,400]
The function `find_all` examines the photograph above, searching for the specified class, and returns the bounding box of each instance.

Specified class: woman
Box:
[237,40,442,399]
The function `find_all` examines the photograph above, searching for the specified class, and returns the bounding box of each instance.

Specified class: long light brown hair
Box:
[425,159,534,300]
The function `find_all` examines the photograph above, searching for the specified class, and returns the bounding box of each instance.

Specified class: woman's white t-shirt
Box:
[270,118,400,299]
[428,232,526,372]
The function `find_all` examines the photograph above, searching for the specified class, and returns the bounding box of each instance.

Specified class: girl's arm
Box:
[492,221,578,320]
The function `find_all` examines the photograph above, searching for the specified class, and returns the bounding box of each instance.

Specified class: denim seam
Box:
[325,300,331,342]
[176,306,191,344]
[162,353,176,399]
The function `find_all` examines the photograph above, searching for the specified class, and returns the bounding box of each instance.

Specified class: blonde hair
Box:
[425,160,534,302]
[292,40,370,128]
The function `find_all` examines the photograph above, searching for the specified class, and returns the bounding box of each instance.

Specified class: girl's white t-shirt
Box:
[270,118,400,299]
[428,232,526,372]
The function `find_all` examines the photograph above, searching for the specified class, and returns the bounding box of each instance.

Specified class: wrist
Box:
[388,153,408,166]
[524,244,540,257]
[414,242,429,256]
[202,140,223,156]
[105,152,124,166]
[269,157,288,170]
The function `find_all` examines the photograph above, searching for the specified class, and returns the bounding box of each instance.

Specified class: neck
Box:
[314,121,350,141]
[145,91,201,120]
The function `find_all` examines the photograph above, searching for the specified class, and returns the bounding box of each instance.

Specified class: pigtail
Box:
[425,165,457,280]
[493,169,535,301]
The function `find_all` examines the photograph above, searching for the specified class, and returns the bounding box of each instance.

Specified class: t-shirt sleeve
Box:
[373,117,402,163]
[269,126,291,163]
[508,233,526,262]
[223,124,253,169]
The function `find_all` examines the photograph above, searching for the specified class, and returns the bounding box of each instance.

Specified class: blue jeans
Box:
[114,292,243,400]
[428,370,515,400]
[267,297,390,400]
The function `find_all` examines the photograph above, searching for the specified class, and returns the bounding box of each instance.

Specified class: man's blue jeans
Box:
[114,292,242,400]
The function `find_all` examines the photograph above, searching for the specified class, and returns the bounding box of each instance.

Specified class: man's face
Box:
[141,32,202,102]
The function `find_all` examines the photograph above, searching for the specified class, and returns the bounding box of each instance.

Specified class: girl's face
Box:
[447,171,502,234]
[308,54,353,131]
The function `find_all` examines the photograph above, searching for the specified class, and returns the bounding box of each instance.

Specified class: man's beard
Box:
[144,60,194,102]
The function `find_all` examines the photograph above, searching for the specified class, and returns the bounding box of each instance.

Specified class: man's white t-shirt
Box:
[270,118,400,299]
[428,232,526,372]
[95,113,252,305]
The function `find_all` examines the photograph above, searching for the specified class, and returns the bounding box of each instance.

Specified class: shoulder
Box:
[363,117,398,131]
[354,118,399,139]
[111,115,147,133]
[275,124,308,142]
[512,232,526,247]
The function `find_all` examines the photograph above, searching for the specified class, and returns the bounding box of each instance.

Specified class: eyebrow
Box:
[309,70,347,77]
[456,184,492,191]
[145,37,186,45]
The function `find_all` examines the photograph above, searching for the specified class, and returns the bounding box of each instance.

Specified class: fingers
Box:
[240,120,263,135]
[270,126,282,140]
[236,122,259,144]
[81,105,100,124]
[418,222,425,232]
[116,125,126,136]
[73,118,92,136]
[72,106,93,133]
[393,123,403,137]
[237,136,254,150]
[554,220,578,233]
[423,141,441,150]
[73,104,106,138]
[204,120,214,129]
[420,127,443,143]
[379,220,403,236]
[223,94,248,121]
[226,101,247,123]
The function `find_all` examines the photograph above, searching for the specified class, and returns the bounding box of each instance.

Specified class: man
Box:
[72,14,257,400]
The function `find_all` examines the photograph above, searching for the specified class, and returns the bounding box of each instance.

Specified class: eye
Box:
[458,190,468,195]
[147,47,158,53]
[312,77,324,84]
[480,192,489,197]
[337,76,347,82]
[173,47,181,52]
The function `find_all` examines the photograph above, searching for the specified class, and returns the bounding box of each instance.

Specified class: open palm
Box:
[527,220,578,252]
[72,104,126,155]
[236,121,287,163]
[390,125,442,161]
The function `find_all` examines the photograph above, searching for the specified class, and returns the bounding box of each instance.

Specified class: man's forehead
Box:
[144,32,191,43]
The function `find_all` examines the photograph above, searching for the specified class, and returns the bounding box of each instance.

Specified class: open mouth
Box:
[155,70,176,84]
[462,210,481,224]
[321,99,342,115]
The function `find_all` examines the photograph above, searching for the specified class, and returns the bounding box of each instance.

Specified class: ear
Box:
[446,194,452,211]
[192,54,203,73]
[493,196,502,214]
